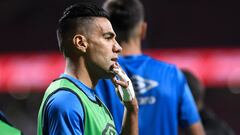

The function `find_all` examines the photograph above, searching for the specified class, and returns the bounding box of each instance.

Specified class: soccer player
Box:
[37,1,138,135]
[0,111,22,135]
[96,0,205,134]
[182,69,235,135]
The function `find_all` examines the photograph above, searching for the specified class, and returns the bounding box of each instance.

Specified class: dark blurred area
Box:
[0,0,239,135]
[143,0,240,48]
[0,0,104,52]
[0,0,239,52]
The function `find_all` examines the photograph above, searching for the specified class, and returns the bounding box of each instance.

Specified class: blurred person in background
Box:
[182,69,235,135]
[37,1,138,135]
[0,111,22,135]
[96,0,205,134]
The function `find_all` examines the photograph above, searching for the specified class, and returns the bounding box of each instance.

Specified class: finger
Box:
[114,66,126,75]
[113,68,128,81]
[112,77,129,88]
[115,86,123,101]
[115,62,121,68]
[114,79,129,88]
[111,77,118,87]
[110,63,118,71]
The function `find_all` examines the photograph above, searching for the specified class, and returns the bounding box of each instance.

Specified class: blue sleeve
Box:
[177,69,201,128]
[44,90,84,135]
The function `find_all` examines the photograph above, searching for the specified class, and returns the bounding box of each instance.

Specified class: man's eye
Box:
[105,36,112,40]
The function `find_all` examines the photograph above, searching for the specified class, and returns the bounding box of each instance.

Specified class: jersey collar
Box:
[60,74,96,101]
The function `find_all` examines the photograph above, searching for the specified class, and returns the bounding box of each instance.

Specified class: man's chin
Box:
[103,71,115,79]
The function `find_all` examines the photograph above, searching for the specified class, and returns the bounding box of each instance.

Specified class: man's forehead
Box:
[93,17,115,34]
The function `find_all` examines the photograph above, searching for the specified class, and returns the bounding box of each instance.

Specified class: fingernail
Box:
[113,68,119,73]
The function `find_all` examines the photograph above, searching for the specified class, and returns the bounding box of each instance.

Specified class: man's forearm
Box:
[121,98,139,135]
[186,122,206,135]
[111,63,139,135]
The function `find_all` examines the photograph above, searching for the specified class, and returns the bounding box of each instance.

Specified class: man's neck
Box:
[121,38,142,56]
[64,57,97,89]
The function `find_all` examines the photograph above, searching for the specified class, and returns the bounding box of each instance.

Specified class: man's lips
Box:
[110,60,119,74]
[111,57,118,62]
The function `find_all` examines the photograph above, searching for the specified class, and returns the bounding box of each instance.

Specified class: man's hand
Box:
[111,63,135,102]
[111,63,139,135]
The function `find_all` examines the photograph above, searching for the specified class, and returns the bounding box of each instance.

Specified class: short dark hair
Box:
[57,1,109,57]
[103,0,145,43]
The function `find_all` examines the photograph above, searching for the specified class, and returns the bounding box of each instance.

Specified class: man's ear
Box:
[73,34,88,53]
[140,22,147,40]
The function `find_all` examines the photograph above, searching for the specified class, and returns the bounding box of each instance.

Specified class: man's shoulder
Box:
[120,54,177,69]
[43,90,84,135]
[149,56,175,67]
[46,90,83,114]
[145,55,180,73]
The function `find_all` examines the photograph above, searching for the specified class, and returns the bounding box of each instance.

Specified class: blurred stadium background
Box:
[0,0,239,134]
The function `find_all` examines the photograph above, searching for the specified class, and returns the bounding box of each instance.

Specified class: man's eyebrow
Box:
[103,32,116,37]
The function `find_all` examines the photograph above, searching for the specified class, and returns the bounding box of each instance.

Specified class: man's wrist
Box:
[124,98,139,113]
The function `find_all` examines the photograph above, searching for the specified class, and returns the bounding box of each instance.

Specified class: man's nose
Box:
[113,40,122,53]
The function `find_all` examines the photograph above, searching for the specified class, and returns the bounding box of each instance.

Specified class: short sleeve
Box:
[177,69,201,128]
[44,90,84,135]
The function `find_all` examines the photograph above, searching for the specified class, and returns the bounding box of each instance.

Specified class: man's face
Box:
[85,17,122,79]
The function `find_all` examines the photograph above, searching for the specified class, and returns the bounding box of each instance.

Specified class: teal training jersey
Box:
[38,74,117,135]
[0,120,21,135]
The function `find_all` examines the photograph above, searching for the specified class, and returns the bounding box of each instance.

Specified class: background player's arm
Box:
[178,69,205,135]
[185,122,205,135]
